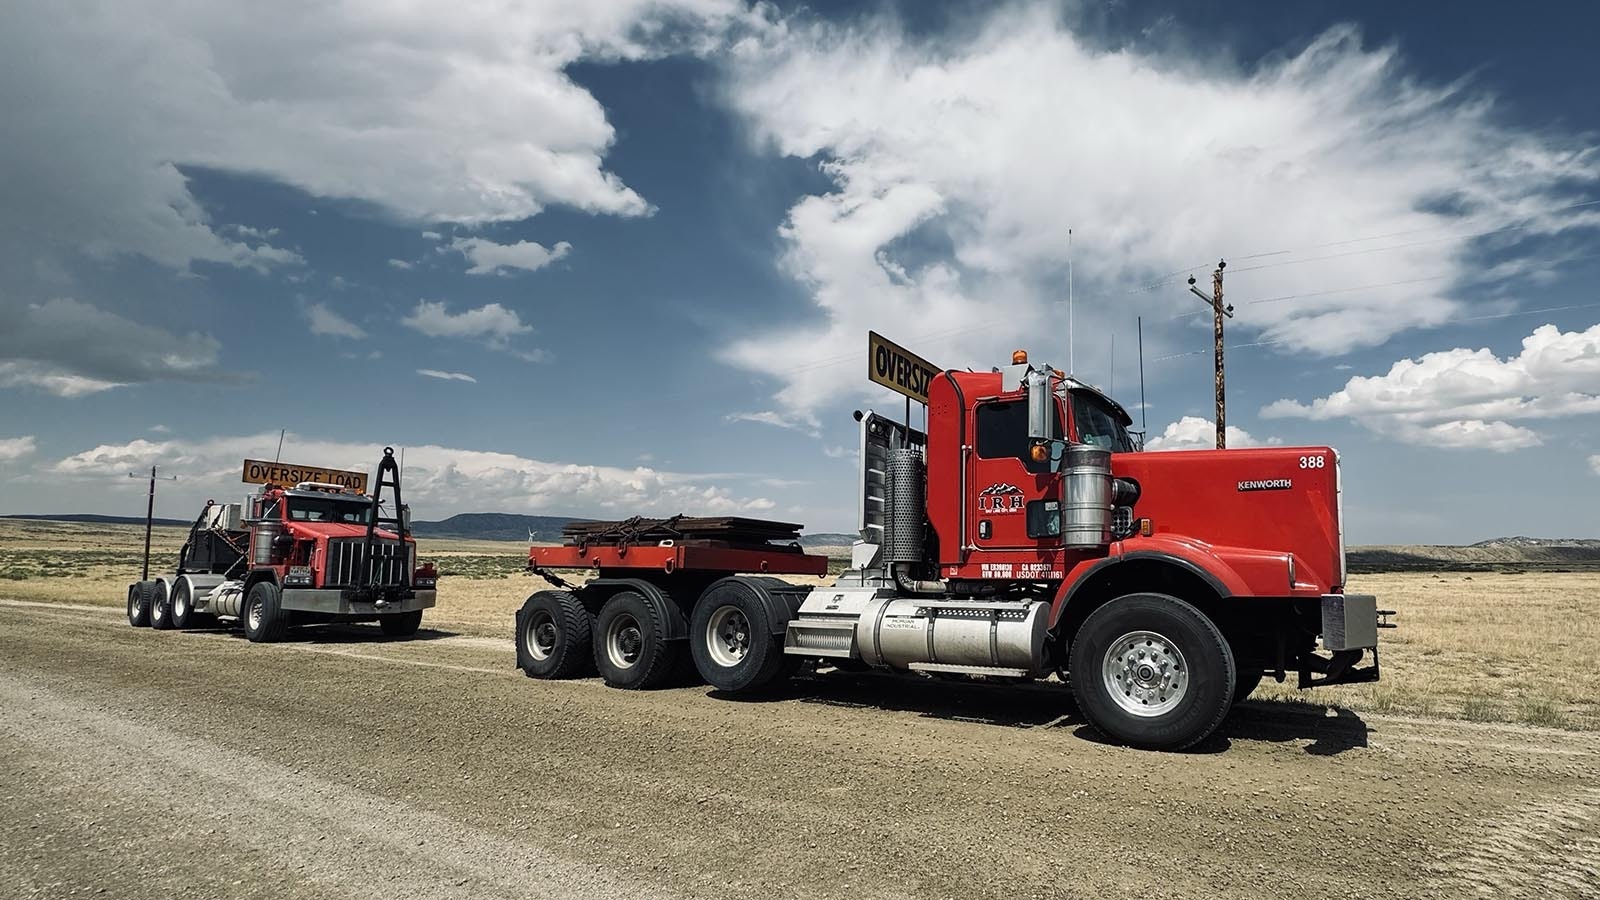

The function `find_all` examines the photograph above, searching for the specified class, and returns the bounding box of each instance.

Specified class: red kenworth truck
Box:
[519,349,1389,750]
[127,448,438,642]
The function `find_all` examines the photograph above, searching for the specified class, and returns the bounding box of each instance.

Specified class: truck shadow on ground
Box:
[719,670,1370,755]
[187,623,464,644]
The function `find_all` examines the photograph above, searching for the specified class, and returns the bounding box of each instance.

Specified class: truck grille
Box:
[324,538,412,588]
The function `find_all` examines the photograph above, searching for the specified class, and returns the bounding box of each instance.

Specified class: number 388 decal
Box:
[1298,454,1327,469]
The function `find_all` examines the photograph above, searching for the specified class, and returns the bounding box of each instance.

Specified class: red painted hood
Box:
[285,522,408,542]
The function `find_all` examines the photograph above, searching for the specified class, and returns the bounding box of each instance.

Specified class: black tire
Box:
[1070,592,1236,751]
[149,581,174,630]
[515,590,594,679]
[126,582,154,627]
[169,580,196,629]
[242,581,289,643]
[593,590,681,689]
[378,610,424,638]
[1232,669,1265,706]
[689,581,792,693]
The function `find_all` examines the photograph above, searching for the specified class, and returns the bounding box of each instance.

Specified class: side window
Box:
[976,400,1058,475]
[1026,499,1061,538]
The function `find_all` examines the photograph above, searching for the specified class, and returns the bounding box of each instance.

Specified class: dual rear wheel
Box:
[515,580,792,693]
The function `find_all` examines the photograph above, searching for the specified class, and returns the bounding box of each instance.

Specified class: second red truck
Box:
[519,348,1389,750]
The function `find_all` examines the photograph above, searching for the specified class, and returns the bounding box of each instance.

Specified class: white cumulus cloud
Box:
[717,12,1600,421]
[1262,322,1600,451]
[449,237,573,276]
[416,369,477,383]
[0,436,37,462]
[725,410,821,436]
[48,432,777,519]
[1144,417,1280,451]
[402,300,533,349]
[0,298,224,396]
[305,303,367,340]
[1590,455,1600,477]
[0,1,753,276]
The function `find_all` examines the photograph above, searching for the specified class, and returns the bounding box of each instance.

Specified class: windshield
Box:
[1071,392,1136,453]
[286,496,373,524]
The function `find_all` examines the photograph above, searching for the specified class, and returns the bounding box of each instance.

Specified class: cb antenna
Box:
[1137,316,1148,435]
[1067,227,1075,375]
[273,428,286,464]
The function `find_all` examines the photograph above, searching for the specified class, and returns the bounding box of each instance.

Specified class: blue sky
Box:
[0,0,1596,543]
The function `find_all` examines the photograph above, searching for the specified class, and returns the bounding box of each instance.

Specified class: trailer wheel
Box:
[1070,592,1235,751]
[379,610,424,638]
[149,581,174,630]
[593,590,680,689]
[516,590,594,679]
[242,581,289,643]
[690,588,791,694]
[126,582,155,628]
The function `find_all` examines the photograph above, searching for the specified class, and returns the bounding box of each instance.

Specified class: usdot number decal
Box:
[1298,455,1326,469]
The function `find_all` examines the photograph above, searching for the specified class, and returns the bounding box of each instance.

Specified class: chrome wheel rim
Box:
[1102,630,1188,717]
[151,589,166,624]
[247,598,262,631]
[525,610,557,661]
[705,605,750,669]
[127,590,138,620]
[605,613,643,670]
[174,589,189,620]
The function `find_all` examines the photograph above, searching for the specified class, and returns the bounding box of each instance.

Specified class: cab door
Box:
[966,397,1064,550]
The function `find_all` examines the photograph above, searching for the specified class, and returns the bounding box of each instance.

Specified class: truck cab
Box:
[127,447,437,643]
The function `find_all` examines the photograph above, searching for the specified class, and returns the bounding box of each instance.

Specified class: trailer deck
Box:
[528,514,829,576]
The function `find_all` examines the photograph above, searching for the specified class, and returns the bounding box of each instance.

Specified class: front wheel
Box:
[242,581,289,643]
[1070,592,1236,751]
[379,610,423,638]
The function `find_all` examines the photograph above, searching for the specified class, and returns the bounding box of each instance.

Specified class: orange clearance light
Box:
[1140,518,1153,537]
[1012,349,1028,364]
[1030,443,1049,462]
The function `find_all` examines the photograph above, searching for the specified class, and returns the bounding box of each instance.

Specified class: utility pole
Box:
[1187,259,1233,449]
[128,465,178,581]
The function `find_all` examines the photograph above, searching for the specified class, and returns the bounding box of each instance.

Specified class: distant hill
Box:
[799,532,856,549]
[410,513,583,542]
[1349,540,1600,573]
[2,513,189,528]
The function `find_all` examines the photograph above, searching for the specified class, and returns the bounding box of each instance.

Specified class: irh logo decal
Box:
[977,482,1025,513]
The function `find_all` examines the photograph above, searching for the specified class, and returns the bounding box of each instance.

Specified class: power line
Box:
[1151,301,1600,364]
[1128,197,1600,292]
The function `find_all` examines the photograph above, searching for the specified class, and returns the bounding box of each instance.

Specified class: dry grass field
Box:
[3,518,1595,730]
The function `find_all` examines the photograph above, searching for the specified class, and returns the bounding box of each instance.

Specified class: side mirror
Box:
[401,505,412,531]
[1026,366,1052,442]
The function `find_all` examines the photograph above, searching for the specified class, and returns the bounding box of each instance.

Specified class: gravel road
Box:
[2,599,1597,900]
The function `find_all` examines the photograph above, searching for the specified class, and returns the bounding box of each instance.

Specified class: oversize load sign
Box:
[868,331,941,405]
[241,459,368,493]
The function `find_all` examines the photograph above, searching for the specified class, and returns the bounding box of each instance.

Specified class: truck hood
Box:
[286,522,407,542]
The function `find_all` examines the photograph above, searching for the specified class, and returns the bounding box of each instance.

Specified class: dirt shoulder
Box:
[3,601,1598,900]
